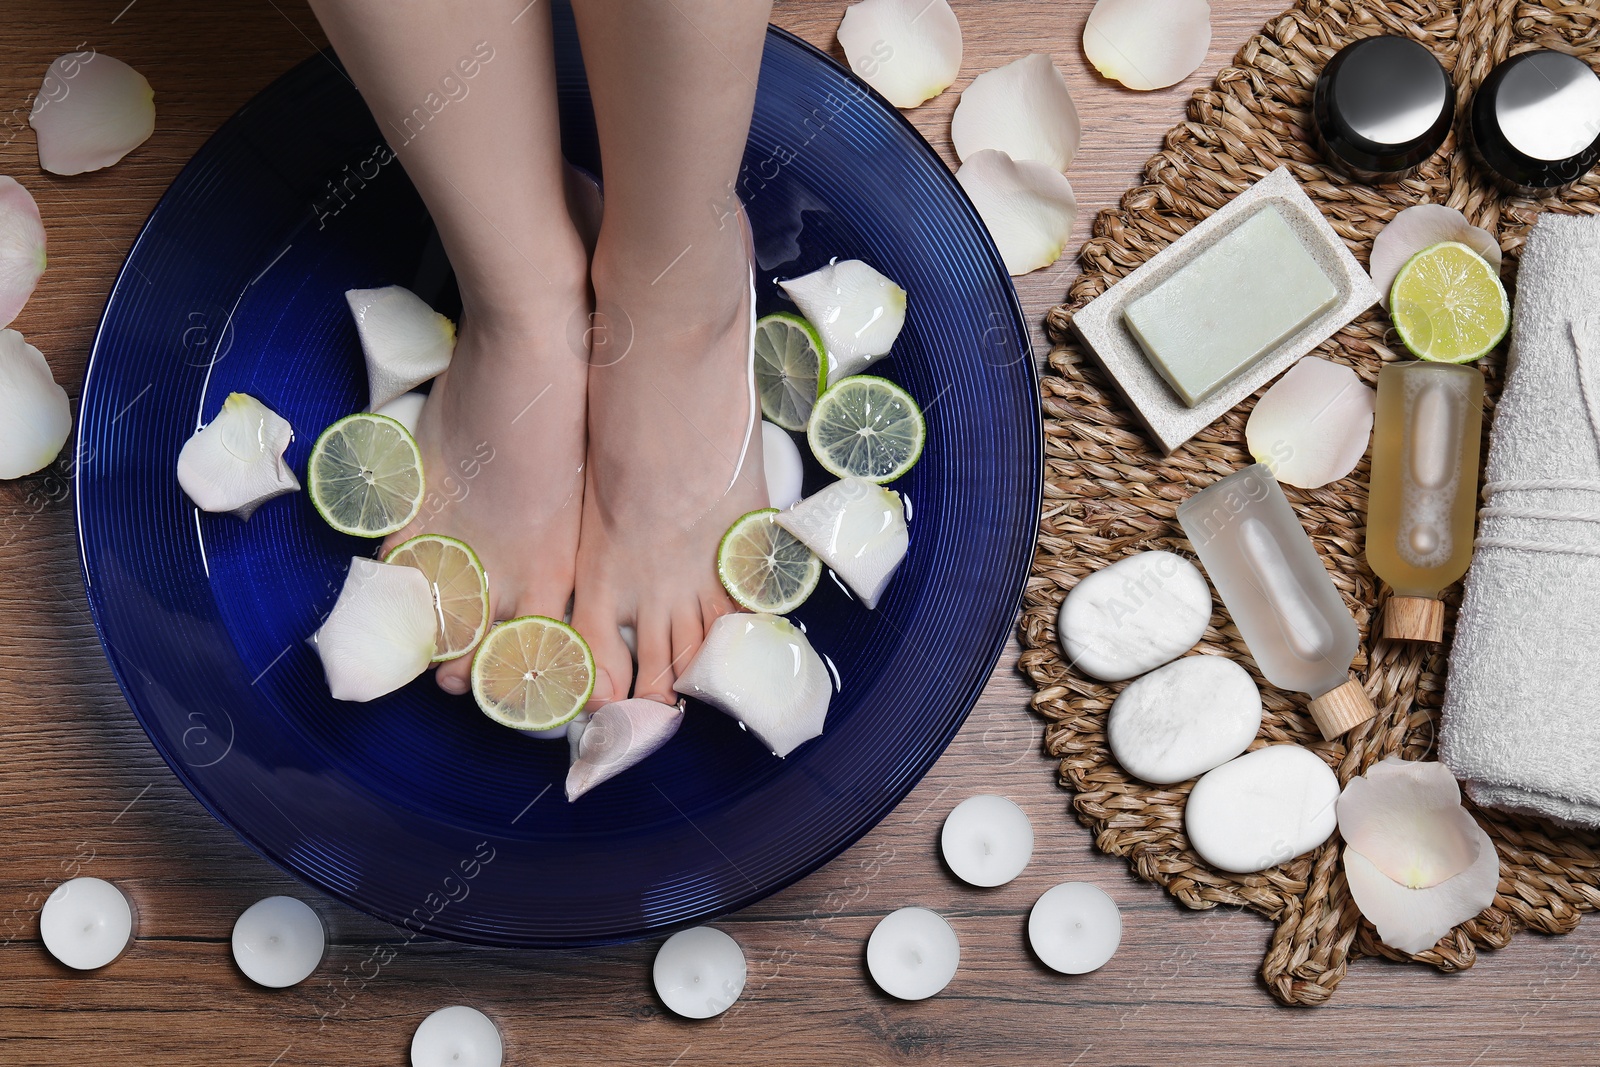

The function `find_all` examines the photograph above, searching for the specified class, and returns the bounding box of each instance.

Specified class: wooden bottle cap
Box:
[1307,677,1377,740]
[1382,595,1445,643]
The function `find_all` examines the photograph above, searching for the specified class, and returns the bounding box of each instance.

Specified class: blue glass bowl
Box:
[76,16,1040,947]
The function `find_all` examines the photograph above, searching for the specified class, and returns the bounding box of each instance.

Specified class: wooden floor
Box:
[3,2,1597,1064]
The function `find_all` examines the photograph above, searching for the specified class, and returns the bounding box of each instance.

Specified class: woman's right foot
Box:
[381,270,592,695]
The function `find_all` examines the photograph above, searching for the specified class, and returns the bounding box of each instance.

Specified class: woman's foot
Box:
[572,226,767,705]
[381,271,591,695]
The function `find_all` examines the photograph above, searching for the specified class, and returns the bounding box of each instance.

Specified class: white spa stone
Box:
[1057,550,1211,681]
[1185,744,1340,873]
[1107,655,1262,784]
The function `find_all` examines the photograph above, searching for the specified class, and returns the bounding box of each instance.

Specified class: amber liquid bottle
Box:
[1365,361,1484,642]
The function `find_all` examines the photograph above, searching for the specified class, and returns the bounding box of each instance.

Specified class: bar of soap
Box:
[1122,205,1339,407]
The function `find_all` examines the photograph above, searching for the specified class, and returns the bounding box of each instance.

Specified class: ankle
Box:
[590,226,748,334]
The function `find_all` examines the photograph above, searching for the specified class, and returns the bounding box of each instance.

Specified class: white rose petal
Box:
[777,259,906,386]
[0,176,46,327]
[311,557,437,702]
[1336,757,1501,956]
[0,328,70,479]
[955,149,1077,276]
[346,285,456,411]
[952,54,1081,171]
[566,698,684,801]
[1370,204,1501,309]
[176,392,300,520]
[1246,356,1375,489]
[30,51,155,175]
[674,613,831,758]
[1083,0,1212,91]
[837,0,963,109]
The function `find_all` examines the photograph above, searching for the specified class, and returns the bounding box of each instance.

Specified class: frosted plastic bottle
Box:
[1177,463,1376,740]
[1365,362,1484,642]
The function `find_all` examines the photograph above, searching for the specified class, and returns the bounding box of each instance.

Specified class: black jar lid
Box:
[1313,36,1454,180]
[1470,50,1600,193]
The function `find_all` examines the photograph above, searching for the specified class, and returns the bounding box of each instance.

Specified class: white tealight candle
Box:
[411,1006,503,1067]
[940,794,1034,887]
[40,877,134,970]
[1028,882,1122,974]
[866,907,959,1000]
[231,896,325,988]
[653,926,746,1019]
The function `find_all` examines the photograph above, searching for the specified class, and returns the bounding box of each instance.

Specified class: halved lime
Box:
[471,615,595,731]
[806,374,925,483]
[755,311,827,431]
[384,534,490,662]
[1390,241,1510,364]
[717,508,822,614]
[307,413,425,537]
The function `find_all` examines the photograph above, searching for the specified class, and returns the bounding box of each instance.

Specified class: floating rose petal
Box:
[951,54,1081,171]
[1083,0,1212,91]
[0,328,70,480]
[1370,204,1501,309]
[674,613,830,758]
[776,477,907,610]
[837,0,963,109]
[777,259,906,385]
[311,557,437,703]
[1247,356,1375,489]
[0,177,45,328]
[955,149,1077,276]
[373,390,427,435]
[30,51,155,175]
[566,698,684,801]
[176,392,300,519]
[1337,757,1501,955]
[346,285,456,411]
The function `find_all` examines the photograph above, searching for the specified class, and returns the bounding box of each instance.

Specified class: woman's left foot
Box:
[572,222,766,705]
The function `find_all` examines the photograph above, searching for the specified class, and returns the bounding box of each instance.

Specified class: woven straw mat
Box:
[1018,0,1600,1007]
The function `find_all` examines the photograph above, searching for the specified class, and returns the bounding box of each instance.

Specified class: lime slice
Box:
[1390,241,1510,364]
[717,508,823,614]
[806,374,925,483]
[470,616,595,731]
[755,312,827,431]
[307,413,425,537]
[384,534,490,662]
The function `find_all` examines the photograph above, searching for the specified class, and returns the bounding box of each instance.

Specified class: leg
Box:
[569,0,773,704]
[307,0,591,692]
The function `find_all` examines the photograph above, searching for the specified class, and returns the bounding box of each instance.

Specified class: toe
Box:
[700,591,736,635]
[573,595,632,709]
[435,579,516,696]
[633,606,678,704]
[434,651,472,695]
[671,604,708,680]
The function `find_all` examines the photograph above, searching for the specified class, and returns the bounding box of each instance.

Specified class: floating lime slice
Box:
[755,311,827,431]
[806,374,925,483]
[307,413,425,537]
[717,508,822,614]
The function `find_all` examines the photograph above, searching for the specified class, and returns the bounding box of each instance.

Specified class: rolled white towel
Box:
[1440,212,1600,827]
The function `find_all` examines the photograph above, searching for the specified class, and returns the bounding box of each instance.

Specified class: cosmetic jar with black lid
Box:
[1470,49,1600,195]
[1313,35,1454,183]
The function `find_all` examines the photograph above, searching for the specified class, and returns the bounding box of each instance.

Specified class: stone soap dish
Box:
[1068,167,1380,454]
